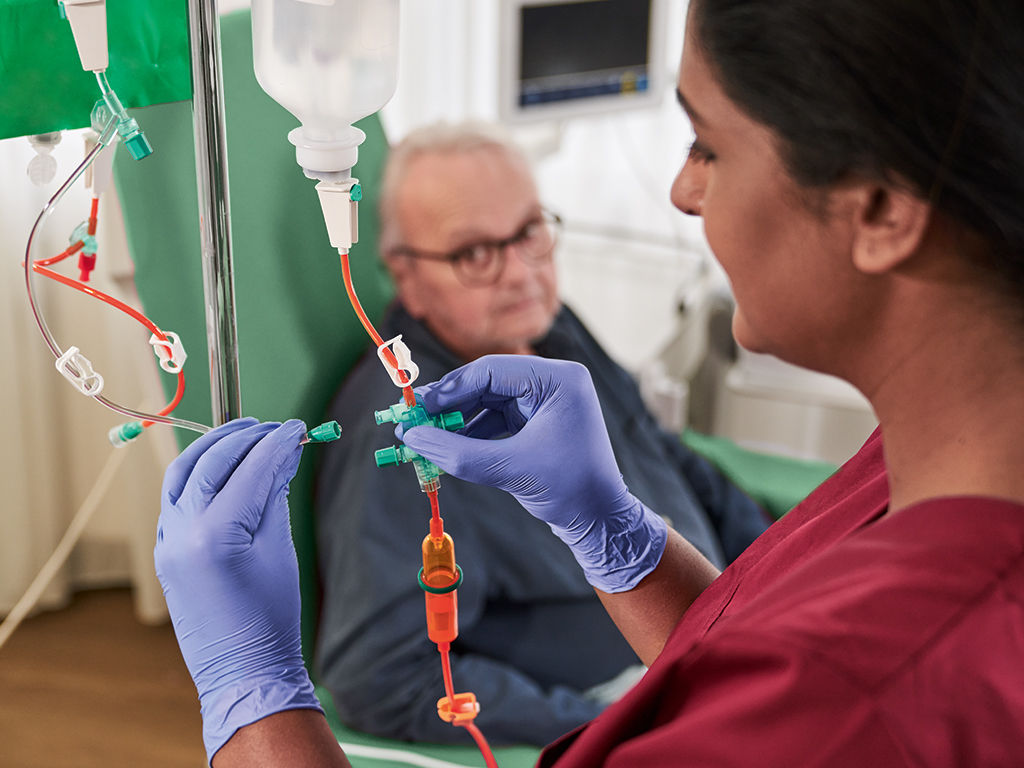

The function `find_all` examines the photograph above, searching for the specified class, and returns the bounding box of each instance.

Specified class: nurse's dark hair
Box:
[690,0,1024,296]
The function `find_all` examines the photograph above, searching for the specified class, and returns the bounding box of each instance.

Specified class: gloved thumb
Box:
[402,425,513,490]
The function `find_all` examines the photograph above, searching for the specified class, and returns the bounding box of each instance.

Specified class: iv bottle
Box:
[251,0,399,180]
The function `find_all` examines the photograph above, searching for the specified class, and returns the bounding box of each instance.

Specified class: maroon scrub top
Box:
[540,429,1024,767]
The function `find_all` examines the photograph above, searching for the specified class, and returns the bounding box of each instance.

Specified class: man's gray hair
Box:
[378,120,531,252]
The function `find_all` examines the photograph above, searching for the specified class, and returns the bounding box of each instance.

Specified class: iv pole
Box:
[185,0,243,426]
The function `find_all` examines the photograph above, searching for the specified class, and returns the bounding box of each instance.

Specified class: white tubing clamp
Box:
[149,331,187,373]
[56,346,104,396]
[377,335,419,387]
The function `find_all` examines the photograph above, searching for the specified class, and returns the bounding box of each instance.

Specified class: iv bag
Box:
[251,0,399,178]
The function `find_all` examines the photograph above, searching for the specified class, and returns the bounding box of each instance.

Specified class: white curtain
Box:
[1,132,174,624]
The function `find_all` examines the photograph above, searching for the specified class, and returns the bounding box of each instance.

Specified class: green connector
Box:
[373,399,461,492]
[349,183,363,202]
[68,222,97,253]
[305,420,342,444]
[374,402,464,432]
[122,128,153,160]
[92,92,153,161]
[58,1,66,20]
[375,444,419,467]
[108,421,144,447]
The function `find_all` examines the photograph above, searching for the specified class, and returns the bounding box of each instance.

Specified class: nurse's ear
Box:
[847,182,932,275]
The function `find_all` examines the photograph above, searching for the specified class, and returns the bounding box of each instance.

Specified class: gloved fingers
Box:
[402,424,515,489]
[163,417,260,504]
[414,354,547,414]
[395,404,522,442]
[254,471,303,547]
[461,405,528,440]
[178,422,280,510]
[214,420,306,533]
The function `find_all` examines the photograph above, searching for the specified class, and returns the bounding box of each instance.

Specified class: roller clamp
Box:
[56,346,104,396]
[436,692,480,725]
[377,334,419,387]
[149,331,187,373]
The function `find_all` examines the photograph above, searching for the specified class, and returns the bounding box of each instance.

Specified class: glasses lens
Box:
[451,212,561,287]
[453,244,502,286]
[518,213,559,264]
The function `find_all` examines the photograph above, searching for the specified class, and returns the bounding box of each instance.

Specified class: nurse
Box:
[155,0,1024,765]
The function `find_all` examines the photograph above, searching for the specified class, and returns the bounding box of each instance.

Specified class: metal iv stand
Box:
[186,0,242,426]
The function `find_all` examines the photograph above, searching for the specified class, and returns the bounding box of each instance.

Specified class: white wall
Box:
[380,0,715,372]
[1,133,175,622]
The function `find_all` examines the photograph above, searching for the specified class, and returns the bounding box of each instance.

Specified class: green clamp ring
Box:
[417,564,463,594]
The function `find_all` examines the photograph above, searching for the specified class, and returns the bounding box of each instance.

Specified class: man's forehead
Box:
[397,152,540,246]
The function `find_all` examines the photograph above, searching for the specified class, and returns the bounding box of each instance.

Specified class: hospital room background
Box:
[0,0,877,764]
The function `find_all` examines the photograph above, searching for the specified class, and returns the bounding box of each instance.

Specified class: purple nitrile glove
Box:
[399,355,667,593]
[154,418,322,763]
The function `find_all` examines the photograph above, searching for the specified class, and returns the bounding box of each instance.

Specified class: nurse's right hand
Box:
[400,355,667,593]
[155,418,322,764]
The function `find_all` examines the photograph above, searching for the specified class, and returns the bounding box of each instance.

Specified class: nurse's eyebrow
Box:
[675,87,704,126]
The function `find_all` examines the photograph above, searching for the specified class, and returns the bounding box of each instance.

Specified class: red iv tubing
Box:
[30,198,185,428]
[339,251,498,767]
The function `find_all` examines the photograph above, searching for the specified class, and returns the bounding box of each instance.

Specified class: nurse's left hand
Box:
[154,418,322,764]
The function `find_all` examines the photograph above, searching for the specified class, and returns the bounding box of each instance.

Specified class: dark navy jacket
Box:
[314,302,768,745]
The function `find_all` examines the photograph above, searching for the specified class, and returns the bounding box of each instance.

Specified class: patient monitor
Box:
[498,0,669,125]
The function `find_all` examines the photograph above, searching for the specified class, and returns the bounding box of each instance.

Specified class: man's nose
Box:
[671,158,707,216]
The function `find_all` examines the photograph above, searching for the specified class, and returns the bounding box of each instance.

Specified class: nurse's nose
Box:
[671,155,708,216]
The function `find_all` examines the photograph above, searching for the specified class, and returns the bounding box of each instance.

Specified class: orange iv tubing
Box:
[31,258,186,428]
[23,122,207,437]
[338,251,498,768]
[339,251,416,407]
[27,194,187,430]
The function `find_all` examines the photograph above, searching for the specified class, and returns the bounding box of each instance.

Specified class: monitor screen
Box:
[499,0,666,123]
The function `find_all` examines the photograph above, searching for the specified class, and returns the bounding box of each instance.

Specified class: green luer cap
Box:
[123,131,153,160]
[108,420,144,447]
[306,420,342,443]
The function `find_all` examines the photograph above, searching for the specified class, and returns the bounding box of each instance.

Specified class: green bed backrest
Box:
[113,8,393,666]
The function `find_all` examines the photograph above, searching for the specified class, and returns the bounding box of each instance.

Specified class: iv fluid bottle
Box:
[251,0,399,180]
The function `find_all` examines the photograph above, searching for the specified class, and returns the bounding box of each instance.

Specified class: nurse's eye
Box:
[687,140,715,163]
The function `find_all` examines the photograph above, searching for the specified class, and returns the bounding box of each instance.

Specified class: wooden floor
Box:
[0,588,207,768]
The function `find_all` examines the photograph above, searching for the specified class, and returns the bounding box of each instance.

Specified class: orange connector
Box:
[420,532,461,645]
[437,692,480,724]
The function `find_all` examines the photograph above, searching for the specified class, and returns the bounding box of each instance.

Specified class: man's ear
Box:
[387,255,427,318]
[849,183,932,275]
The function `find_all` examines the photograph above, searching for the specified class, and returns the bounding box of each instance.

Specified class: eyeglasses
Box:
[389,209,562,288]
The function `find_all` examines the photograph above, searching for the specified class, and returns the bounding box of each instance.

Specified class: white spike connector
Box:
[316,178,361,252]
[62,0,109,72]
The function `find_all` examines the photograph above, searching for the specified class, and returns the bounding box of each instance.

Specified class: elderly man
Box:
[314,122,767,746]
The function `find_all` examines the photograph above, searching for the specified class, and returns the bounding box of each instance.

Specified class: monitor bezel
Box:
[497,0,670,125]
